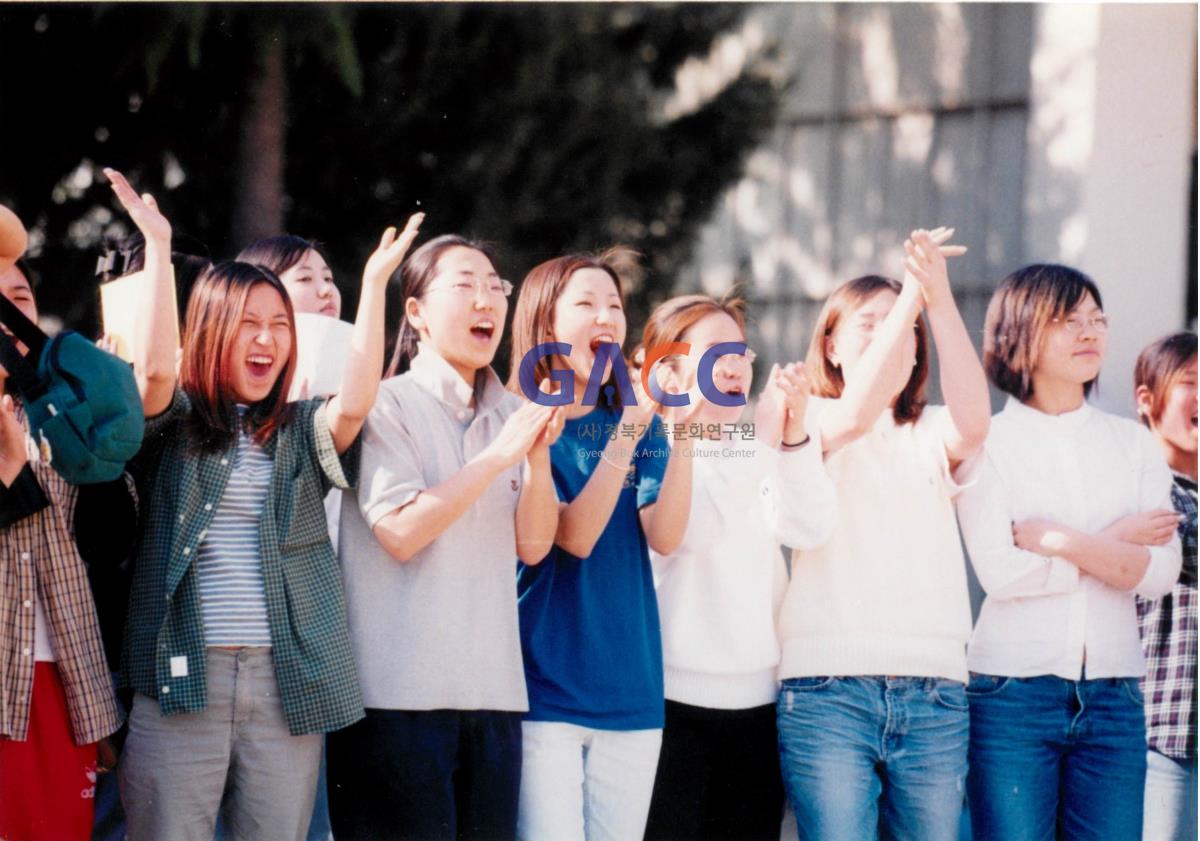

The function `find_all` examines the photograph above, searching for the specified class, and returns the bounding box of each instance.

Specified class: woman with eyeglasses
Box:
[326,235,563,841]
[956,264,1183,840]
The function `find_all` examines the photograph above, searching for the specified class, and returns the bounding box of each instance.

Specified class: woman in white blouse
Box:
[956,263,1183,841]
[636,294,837,841]
[776,228,990,841]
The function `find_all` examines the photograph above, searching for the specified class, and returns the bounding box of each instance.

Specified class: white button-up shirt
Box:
[956,398,1182,680]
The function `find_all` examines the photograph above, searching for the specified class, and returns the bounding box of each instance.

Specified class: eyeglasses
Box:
[427,277,514,298]
[1051,313,1110,335]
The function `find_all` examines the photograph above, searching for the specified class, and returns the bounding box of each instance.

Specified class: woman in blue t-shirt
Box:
[506,250,694,841]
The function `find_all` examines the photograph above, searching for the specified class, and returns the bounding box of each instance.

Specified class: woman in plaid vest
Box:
[1133,331,1197,841]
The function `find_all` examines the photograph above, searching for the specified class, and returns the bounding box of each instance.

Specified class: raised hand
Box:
[327,211,426,454]
[774,361,811,443]
[103,168,171,250]
[903,227,967,308]
[0,393,28,487]
[363,213,425,289]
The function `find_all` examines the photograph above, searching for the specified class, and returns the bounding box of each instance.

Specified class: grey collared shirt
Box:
[338,347,531,711]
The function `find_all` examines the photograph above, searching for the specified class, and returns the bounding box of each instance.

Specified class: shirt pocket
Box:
[279,477,331,554]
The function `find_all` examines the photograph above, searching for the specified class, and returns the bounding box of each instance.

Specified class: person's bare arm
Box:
[373,402,556,562]
[903,229,990,470]
[105,168,177,417]
[325,215,423,454]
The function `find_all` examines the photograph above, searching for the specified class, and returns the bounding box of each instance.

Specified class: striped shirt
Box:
[196,414,273,647]
[122,390,364,735]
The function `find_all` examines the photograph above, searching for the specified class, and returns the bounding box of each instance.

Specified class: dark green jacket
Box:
[120,390,364,735]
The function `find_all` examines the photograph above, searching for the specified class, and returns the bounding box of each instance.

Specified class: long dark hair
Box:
[386,234,499,377]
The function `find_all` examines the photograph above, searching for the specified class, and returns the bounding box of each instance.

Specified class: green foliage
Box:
[0,3,780,365]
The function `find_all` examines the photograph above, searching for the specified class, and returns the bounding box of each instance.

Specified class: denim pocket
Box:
[781,676,835,692]
[931,679,969,712]
[965,673,1011,697]
[1120,677,1146,707]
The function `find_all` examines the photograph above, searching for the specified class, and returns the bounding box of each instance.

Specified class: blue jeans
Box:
[1144,749,1197,841]
[306,742,332,841]
[966,675,1147,841]
[777,676,968,841]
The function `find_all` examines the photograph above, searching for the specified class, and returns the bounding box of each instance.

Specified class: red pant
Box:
[0,662,97,841]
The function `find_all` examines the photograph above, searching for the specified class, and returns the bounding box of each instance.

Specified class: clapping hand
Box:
[755,361,810,448]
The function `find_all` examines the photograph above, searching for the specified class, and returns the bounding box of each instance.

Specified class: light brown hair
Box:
[806,275,929,425]
[179,261,296,451]
[634,293,748,409]
[506,250,628,406]
[637,293,747,361]
[983,263,1104,401]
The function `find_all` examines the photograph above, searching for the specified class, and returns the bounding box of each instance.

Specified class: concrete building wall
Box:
[1023,3,1196,416]
[679,3,1196,416]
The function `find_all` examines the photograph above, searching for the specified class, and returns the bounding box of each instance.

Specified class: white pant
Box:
[1143,749,1198,841]
[516,720,662,841]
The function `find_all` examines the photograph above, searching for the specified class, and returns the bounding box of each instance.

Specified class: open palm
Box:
[103,168,172,247]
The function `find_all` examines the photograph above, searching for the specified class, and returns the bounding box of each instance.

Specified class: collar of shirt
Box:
[1002,395,1093,433]
[1172,471,1197,495]
[409,343,508,419]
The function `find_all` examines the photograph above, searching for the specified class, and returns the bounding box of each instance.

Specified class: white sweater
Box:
[778,397,975,683]
[651,437,837,708]
[956,398,1181,680]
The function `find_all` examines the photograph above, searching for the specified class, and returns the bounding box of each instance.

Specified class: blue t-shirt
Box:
[517,405,668,730]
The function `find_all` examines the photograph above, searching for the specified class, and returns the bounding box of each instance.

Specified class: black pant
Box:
[326,708,522,841]
[644,700,784,841]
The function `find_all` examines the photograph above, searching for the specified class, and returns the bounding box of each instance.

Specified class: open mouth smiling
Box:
[470,319,496,342]
[588,333,616,353]
[246,354,274,378]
